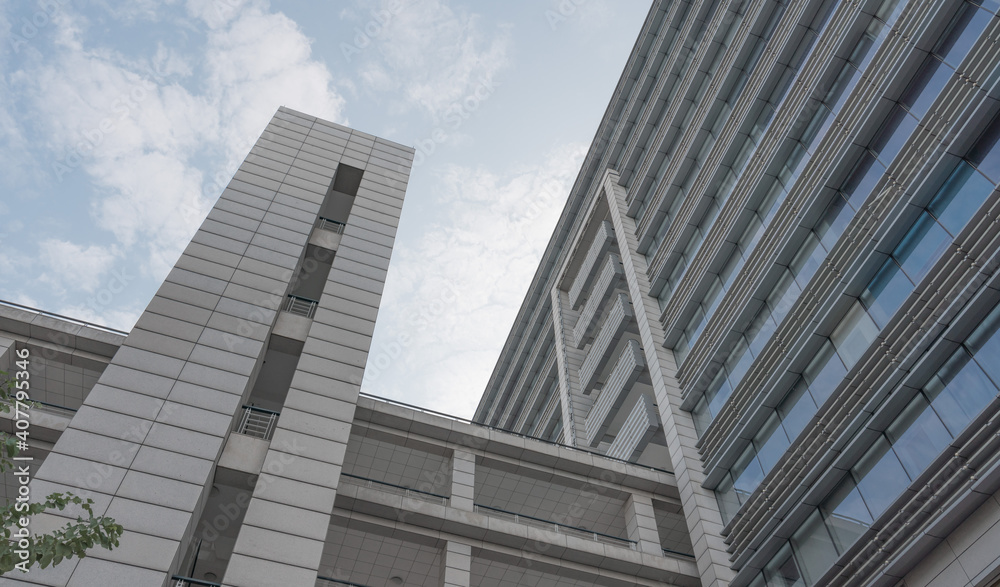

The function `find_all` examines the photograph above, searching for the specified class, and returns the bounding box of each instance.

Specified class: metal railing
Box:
[0,299,129,335]
[316,577,370,587]
[3,400,78,417]
[234,405,280,440]
[663,547,697,559]
[316,216,346,234]
[473,503,637,550]
[357,392,674,476]
[172,577,221,587]
[284,294,319,319]
[340,472,449,505]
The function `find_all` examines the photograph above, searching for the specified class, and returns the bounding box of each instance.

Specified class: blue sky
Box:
[0,0,649,417]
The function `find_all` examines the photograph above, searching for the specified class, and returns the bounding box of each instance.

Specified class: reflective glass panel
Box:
[970,114,1000,183]
[928,350,997,436]
[940,5,992,69]
[825,476,873,553]
[804,341,847,405]
[790,510,839,585]
[929,161,994,237]
[902,57,950,120]
[892,212,950,283]
[854,436,910,518]
[887,393,952,478]
[732,444,765,499]
[831,302,879,369]
[763,544,805,587]
[861,258,914,329]
[779,379,817,439]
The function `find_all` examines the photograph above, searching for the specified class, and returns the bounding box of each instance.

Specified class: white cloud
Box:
[54,303,142,333]
[14,2,347,294]
[353,0,510,123]
[363,142,587,417]
[37,239,119,293]
[204,8,348,165]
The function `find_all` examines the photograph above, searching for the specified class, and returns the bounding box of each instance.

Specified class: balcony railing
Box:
[316,216,346,234]
[234,405,279,440]
[473,503,637,549]
[3,400,78,418]
[172,577,221,587]
[357,391,674,476]
[340,472,449,505]
[316,577,371,587]
[663,547,696,559]
[284,294,319,318]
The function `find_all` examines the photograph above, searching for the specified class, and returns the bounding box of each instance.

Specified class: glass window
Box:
[853,436,910,518]
[716,472,743,523]
[816,193,851,251]
[861,258,914,328]
[778,379,817,440]
[755,414,791,471]
[804,341,847,405]
[928,161,995,237]
[704,275,726,319]
[708,372,734,420]
[790,510,839,586]
[739,213,765,256]
[732,444,765,499]
[803,102,834,154]
[876,109,919,166]
[674,332,691,366]
[824,476,873,553]
[970,113,1000,183]
[939,4,992,69]
[790,232,823,288]
[762,543,805,587]
[726,336,753,386]
[771,270,802,325]
[687,304,707,342]
[886,393,952,478]
[831,302,879,369]
[966,300,1000,356]
[892,212,950,283]
[692,395,711,437]
[845,155,886,210]
[749,305,779,357]
[903,57,951,120]
[927,349,996,436]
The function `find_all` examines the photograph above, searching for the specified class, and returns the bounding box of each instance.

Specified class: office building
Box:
[0,107,700,587]
[4,0,1000,585]
[475,0,1000,586]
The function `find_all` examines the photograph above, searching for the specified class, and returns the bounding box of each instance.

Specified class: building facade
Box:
[4,0,1000,585]
[0,107,703,587]
[475,1,1000,587]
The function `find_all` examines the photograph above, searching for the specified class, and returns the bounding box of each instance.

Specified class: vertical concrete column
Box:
[602,170,734,587]
[624,493,662,555]
[7,110,329,587]
[439,541,472,587]
[450,450,475,511]
[0,334,15,371]
[222,110,413,587]
[549,288,593,446]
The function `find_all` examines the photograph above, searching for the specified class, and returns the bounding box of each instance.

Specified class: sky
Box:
[0,0,650,418]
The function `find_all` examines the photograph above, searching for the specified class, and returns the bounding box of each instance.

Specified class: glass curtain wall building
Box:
[475,1,1000,586]
[3,0,1000,586]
